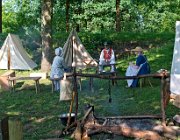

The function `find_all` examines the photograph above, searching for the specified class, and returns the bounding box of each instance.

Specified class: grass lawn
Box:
[0,42,179,140]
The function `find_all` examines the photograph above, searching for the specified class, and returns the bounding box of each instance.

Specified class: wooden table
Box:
[8,77,41,94]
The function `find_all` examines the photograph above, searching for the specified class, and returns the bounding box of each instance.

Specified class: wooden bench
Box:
[8,77,41,94]
[0,71,16,91]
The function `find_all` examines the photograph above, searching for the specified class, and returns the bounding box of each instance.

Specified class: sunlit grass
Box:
[0,38,179,139]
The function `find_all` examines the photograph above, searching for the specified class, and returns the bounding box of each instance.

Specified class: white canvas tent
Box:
[0,33,37,70]
[62,29,98,69]
[170,21,180,95]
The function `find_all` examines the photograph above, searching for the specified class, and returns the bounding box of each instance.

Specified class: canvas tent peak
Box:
[62,29,98,69]
[170,21,180,95]
[0,33,37,70]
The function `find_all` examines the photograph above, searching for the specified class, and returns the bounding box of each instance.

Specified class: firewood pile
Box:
[59,105,180,140]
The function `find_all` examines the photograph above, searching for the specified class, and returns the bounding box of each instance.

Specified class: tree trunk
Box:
[116,0,121,32]
[66,0,70,32]
[41,0,53,72]
[0,0,2,33]
[75,1,82,32]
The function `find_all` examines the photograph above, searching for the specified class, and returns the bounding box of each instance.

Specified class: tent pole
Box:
[72,30,78,120]
[73,68,78,120]
[7,46,10,70]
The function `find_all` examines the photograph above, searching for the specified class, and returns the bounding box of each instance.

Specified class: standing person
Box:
[50,47,65,92]
[99,42,116,73]
[126,46,150,87]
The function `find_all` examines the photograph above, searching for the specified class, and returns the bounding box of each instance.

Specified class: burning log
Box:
[84,123,162,140]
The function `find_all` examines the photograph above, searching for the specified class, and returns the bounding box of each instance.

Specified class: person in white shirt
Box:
[99,42,116,73]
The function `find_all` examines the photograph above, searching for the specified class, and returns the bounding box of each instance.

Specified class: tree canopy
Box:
[2,0,180,34]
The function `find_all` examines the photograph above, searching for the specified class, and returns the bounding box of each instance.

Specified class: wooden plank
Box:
[8,76,41,81]
[30,72,48,79]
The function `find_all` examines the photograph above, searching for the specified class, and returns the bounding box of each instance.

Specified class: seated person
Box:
[99,42,116,73]
[126,46,150,87]
[50,47,65,92]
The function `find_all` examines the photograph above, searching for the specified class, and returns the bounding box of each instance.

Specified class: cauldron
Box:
[59,113,75,126]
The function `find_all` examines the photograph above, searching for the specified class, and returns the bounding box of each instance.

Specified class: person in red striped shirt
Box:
[99,42,116,73]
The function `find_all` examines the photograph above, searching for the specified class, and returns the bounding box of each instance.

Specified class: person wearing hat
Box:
[99,42,116,73]
[126,46,150,87]
[50,47,65,92]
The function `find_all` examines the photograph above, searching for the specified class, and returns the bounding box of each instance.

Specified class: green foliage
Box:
[52,0,66,32]
[133,0,180,32]
[2,0,180,34]
[2,0,41,33]
[73,0,116,32]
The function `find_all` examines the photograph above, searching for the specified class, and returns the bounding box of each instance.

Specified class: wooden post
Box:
[67,91,75,126]
[108,75,112,103]
[160,75,166,126]
[73,68,78,120]
[8,119,23,140]
[1,117,9,140]
[1,117,23,140]
[7,46,11,70]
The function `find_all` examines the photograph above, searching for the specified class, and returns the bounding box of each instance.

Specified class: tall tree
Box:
[41,0,53,72]
[0,0,2,33]
[66,0,70,32]
[116,0,120,32]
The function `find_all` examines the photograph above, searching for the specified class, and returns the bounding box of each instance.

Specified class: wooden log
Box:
[71,121,82,140]
[86,124,162,140]
[75,72,169,80]
[1,117,9,140]
[8,119,23,140]
[163,126,180,138]
[153,125,180,140]
[1,117,23,140]
[71,106,94,140]
[96,115,162,120]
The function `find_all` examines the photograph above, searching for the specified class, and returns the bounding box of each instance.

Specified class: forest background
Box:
[0,1,180,139]
[0,0,180,69]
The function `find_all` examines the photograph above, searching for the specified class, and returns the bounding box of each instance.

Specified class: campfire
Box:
[59,105,180,140]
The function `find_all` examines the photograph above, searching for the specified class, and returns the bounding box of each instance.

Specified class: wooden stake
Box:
[160,75,166,126]
[67,90,76,126]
